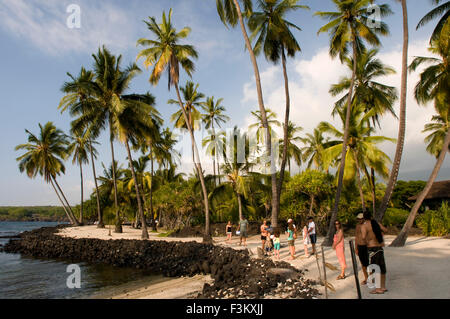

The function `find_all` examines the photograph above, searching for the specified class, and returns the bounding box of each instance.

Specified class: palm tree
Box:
[71,47,142,233]
[59,67,105,228]
[203,129,226,186]
[114,93,159,239]
[391,33,450,247]
[201,96,230,185]
[15,122,79,225]
[67,132,98,224]
[375,0,409,223]
[417,0,450,42]
[423,112,450,157]
[216,0,280,228]
[319,105,395,212]
[137,9,212,242]
[248,0,309,223]
[249,108,281,144]
[330,47,398,213]
[278,121,303,175]
[97,161,125,206]
[315,0,392,245]
[300,128,337,172]
[127,156,152,228]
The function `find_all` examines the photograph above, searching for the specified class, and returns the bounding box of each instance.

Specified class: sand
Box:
[57,225,450,299]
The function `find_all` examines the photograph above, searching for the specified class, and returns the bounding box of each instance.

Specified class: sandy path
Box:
[57,226,450,299]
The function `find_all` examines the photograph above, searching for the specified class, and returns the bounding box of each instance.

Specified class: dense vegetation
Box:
[0,206,66,222]
[13,0,450,245]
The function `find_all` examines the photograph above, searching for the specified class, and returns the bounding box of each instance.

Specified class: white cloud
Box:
[0,0,138,55]
[239,39,450,178]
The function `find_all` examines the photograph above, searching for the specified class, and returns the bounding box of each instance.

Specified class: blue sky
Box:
[0,0,448,206]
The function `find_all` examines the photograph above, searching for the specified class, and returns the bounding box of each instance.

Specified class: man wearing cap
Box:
[355,212,369,285]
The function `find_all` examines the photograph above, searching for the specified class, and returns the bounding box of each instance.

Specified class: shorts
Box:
[309,234,317,244]
[368,247,387,274]
[226,232,232,236]
[240,230,248,238]
[357,245,369,267]
[274,243,280,250]
[261,235,267,241]
[288,239,295,247]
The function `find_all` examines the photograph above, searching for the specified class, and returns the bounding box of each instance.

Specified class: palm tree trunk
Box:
[276,47,291,215]
[309,194,315,215]
[375,0,409,223]
[79,162,84,224]
[50,178,75,225]
[175,83,211,243]
[89,140,104,228]
[52,177,79,226]
[212,123,217,186]
[125,139,148,239]
[324,37,358,247]
[109,121,122,233]
[232,0,277,228]
[237,192,243,221]
[390,128,450,247]
[150,148,156,231]
[371,167,376,214]
[353,151,366,212]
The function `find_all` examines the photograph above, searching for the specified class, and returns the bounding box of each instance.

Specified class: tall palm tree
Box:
[216,0,280,228]
[114,93,159,239]
[67,132,98,224]
[71,46,142,233]
[15,122,79,225]
[330,47,398,213]
[137,9,212,242]
[201,96,230,185]
[315,0,392,245]
[375,0,409,222]
[391,33,450,247]
[59,67,105,228]
[319,105,395,212]
[278,121,303,175]
[417,0,450,42]
[248,0,309,224]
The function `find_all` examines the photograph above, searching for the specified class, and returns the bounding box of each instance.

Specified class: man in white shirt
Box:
[307,217,317,255]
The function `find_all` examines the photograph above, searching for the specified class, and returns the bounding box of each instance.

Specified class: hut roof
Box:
[408,180,450,201]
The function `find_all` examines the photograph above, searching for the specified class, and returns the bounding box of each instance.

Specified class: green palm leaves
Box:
[417,0,450,43]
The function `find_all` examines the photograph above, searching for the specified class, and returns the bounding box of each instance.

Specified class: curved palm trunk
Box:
[353,152,366,212]
[232,0,277,228]
[375,0,409,223]
[90,140,104,228]
[324,38,358,247]
[125,139,148,239]
[175,83,211,243]
[390,128,450,247]
[276,47,291,216]
[79,162,84,224]
[109,122,122,233]
[50,179,75,225]
[52,177,79,226]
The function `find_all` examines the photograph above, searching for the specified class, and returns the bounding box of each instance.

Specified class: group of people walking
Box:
[225,211,389,294]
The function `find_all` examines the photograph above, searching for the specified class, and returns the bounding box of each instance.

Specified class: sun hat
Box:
[356,213,364,219]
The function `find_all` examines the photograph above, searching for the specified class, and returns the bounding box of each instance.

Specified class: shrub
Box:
[383,208,410,227]
[417,202,449,237]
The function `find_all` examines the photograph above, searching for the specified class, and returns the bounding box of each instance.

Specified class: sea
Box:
[0,221,158,299]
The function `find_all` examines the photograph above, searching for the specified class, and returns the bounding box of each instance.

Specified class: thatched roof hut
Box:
[408,180,450,201]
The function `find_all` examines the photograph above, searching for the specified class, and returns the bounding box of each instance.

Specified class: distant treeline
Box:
[0,206,66,222]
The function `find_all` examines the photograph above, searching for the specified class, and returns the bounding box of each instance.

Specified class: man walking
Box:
[355,213,369,285]
[307,217,317,255]
[238,216,249,247]
[361,211,389,294]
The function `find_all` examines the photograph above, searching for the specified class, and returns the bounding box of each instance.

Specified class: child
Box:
[302,223,311,257]
[273,230,281,260]
[225,221,232,244]
[266,235,274,256]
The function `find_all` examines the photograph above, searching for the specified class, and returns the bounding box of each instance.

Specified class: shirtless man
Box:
[261,220,269,254]
[355,213,369,285]
[361,211,389,294]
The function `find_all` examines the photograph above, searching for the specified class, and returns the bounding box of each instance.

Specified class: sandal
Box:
[336,275,346,280]
[370,289,385,294]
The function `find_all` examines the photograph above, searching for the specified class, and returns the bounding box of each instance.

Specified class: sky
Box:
[0,0,448,206]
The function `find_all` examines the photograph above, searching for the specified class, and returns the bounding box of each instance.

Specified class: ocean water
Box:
[0,222,158,299]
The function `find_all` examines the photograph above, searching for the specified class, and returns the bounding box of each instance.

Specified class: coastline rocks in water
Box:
[3,225,319,299]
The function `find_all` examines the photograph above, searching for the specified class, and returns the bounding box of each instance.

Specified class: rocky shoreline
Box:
[2,225,320,299]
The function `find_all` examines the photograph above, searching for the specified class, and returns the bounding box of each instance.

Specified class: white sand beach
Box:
[58,226,450,299]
